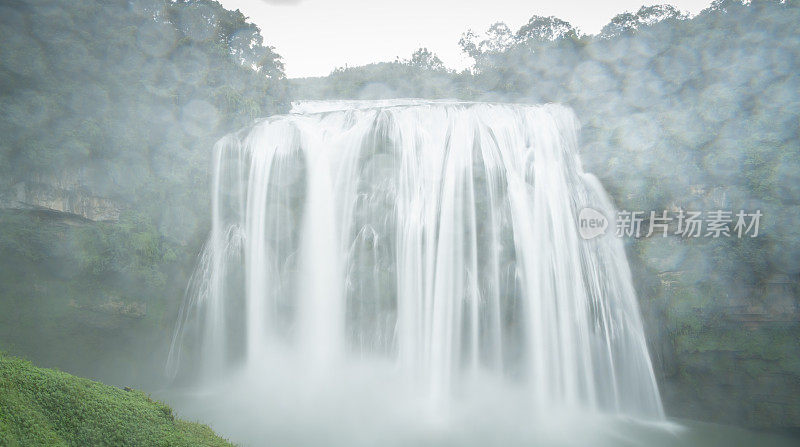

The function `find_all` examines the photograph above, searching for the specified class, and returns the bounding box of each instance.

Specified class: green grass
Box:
[0,353,233,446]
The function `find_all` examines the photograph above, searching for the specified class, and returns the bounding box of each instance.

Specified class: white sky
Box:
[219,0,713,78]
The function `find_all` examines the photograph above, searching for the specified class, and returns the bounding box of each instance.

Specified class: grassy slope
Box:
[0,354,232,446]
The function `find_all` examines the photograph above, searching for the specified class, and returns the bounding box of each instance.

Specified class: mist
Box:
[0,0,798,446]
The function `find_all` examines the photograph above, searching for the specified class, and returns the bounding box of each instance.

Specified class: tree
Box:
[408,47,445,71]
[600,4,688,38]
[458,29,482,61]
[515,15,579,43]
[458,22,516,68]
[704,0,749,14]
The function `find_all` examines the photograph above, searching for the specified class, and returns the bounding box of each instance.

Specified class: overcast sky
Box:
[219,0,713,78]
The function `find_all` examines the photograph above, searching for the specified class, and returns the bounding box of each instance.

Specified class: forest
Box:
[0,0,288,387]
[0,0,799,443]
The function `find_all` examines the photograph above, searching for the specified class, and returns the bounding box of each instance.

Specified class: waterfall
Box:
[167,99,664,419]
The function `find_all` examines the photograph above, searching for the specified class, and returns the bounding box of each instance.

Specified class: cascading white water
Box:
[167,99,664,424]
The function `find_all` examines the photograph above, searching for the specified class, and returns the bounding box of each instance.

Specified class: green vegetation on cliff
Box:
[0,353,233,446]
[0,0,289,387]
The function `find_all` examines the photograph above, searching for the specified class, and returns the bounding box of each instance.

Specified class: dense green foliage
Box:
[0,209,191,385]
[291,53,476,100]
[0,353,233,446]
[0,0,288,386]
[1,0,286,176]
[0,0,287,239]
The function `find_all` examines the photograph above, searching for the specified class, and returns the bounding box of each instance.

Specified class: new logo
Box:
[578,207,608,240]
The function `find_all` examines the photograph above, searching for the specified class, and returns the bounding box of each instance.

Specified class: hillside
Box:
[0,0,288,387]
[0,353,233,446]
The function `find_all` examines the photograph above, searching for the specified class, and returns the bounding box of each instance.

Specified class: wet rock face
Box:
[1,171,122,222]
[69,298,146,319]
[5,181,122,222]
[630,239,800,430]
